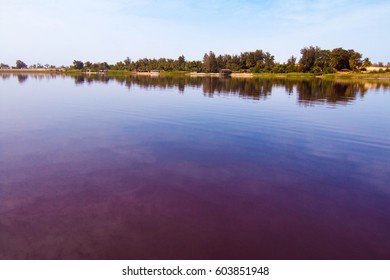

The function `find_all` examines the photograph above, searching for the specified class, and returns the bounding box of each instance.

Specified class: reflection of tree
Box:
[296,80,369,105]
[202,78,274,100]
[3,73,388,104]
[16,74,28,84]
[74,76,85,85]
[70,74,389,104]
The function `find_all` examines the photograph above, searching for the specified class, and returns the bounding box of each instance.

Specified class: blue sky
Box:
[0,0,389,66]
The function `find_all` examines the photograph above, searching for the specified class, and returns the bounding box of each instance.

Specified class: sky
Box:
[0,0,389,66]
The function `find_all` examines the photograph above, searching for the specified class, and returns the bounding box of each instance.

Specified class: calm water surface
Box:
[1,74,389,259]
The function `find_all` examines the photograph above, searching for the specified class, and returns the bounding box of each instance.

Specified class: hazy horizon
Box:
[1,0,389,66]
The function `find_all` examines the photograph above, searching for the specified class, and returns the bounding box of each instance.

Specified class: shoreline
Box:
[1,69,389,80]
[0,68,65,74]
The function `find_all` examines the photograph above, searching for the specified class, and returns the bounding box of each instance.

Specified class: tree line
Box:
[70,46,379,73]
[3,46,390,74]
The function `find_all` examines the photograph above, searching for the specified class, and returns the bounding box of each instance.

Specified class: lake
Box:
[0,73,389,259]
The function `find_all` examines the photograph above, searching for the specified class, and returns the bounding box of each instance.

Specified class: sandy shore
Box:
[366,66,388,72]
[188,72,254,78]
[188,72,220,77]
[0,68,65,73]
[231,73,254,78]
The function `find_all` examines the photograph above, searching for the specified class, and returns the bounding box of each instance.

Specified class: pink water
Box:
[1,75,389,259]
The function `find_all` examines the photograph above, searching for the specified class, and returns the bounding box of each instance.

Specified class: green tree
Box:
[330,48,350,70]
[73,60,84,70]
[286,56,297,72]
[299,46,321,72]
[186,60,203,72]
[314,50,332,72]
[203,51,218,73]
[362,58,372,68]
[263,52,275,72]
[226,54,241,71]
[329,48,363,71]
[176,55,186,71]
[216,55,226,70]
[98,62,110,70]
[124,57,131,65]
[272,63,287,73]
[348,50,362,71]
[16,60,28,69]
[0,63,10,69]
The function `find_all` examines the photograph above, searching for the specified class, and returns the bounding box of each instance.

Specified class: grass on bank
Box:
[2,69,390,80]
[322,71,390,80]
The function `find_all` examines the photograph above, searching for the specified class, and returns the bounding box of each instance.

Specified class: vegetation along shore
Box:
[1,46,389,79]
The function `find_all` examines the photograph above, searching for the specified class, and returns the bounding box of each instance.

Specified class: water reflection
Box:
[79,74,377,104]
[1,74,11,80]
[16,74,29,84]
[5,73,389,104]
[1,72,390,260]
[296,80,368,105]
